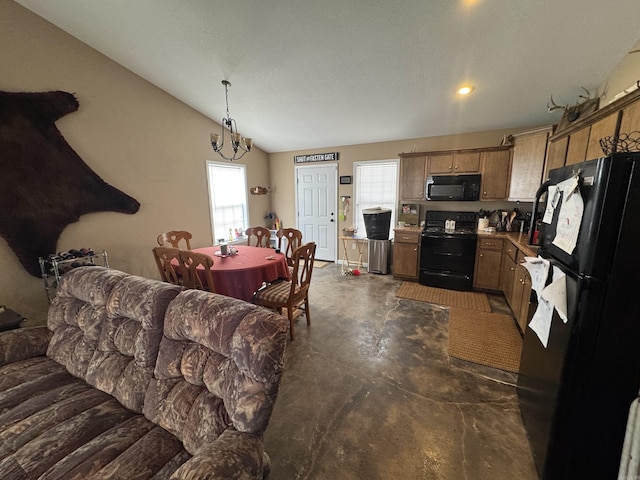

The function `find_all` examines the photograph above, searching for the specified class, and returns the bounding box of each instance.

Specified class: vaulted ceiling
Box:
[14,0,640,153]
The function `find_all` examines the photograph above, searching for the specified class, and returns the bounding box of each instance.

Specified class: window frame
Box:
[205,160,249,243]
[353,160,399,238]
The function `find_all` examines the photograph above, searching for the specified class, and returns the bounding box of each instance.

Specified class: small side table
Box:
[339,235,367,273]
[0,306,25,332]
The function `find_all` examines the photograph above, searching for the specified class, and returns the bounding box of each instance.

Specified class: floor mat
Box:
[396,282,491,312]
[448,307,522,373]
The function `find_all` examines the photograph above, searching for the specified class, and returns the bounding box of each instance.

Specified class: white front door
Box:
[296,164,337,261]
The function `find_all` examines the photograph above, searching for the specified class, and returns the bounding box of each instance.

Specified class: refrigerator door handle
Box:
[529,179,553,246]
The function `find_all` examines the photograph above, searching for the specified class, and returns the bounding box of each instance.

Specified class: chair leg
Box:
[287,307,295,341]
[304,296,311,325]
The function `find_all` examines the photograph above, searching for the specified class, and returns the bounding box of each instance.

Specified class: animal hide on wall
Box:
[0,90,140,277]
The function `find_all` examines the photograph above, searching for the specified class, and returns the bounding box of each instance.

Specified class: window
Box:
[206,161,248,242]
[353,160,399,237]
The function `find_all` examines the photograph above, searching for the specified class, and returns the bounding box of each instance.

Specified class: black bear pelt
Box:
[0,90,140,276]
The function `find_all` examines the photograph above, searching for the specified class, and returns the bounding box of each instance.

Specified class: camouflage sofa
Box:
[0,267,288,479]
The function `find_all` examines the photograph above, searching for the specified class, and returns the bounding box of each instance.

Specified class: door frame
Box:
[294,162,338,262]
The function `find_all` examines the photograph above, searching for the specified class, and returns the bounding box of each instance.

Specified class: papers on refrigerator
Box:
[544,266,568,323]
[542,185,561,224]
[527,263,568,348]
[552,176,584,255]
[522,256,550,300]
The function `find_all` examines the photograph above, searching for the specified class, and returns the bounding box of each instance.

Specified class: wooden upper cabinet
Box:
[544,137,568,181]
[585,113,618,160]
[428,153,454,174]
[453,152,481,173]
[480,149,511,200]
[508,127,552,201]
[428,152,480,174]
[546,88,640,171]
[619,100,640,138]
[399,155,426,200]
[565,126,590,165]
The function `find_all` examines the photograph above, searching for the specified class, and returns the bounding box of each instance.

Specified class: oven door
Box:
[419,233,477,290]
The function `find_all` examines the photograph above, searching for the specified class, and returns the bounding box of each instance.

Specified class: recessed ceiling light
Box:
[457,85,475,95]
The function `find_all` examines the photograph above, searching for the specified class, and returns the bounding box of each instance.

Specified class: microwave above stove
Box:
[426,174,481,201]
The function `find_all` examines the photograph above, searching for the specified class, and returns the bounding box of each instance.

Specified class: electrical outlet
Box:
[352,243,356,250]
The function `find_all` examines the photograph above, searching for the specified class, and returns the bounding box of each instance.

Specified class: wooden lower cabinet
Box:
[501,242,517,300]
[512,263,533,333]
[393,230,420,280]
[502,247,533,334]
[473,238,503,290]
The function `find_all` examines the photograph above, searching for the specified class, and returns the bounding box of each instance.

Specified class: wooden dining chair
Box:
[178,250,216,292]
[152,246,183,285]
[253,242,316,340]
[277,228,303,268]
[245,227,271,247]
[156,230,192,250]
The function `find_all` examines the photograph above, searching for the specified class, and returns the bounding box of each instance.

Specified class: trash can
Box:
[362,207,392,240]
[368,239,391,274]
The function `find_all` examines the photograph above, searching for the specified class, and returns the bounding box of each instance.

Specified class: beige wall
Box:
[269,127,536,262]
[0,0,270,324]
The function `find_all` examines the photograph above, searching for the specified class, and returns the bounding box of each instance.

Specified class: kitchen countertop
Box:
[393,226,540,257]
[393,226,423,234]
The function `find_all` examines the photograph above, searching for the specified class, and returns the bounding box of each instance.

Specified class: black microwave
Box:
[426,174,481,201]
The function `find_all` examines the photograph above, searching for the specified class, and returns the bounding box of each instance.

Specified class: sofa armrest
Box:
[170,429,266,480]
[0,326,52,366]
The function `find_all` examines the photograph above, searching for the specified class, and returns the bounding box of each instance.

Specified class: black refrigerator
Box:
[517,152,640,479]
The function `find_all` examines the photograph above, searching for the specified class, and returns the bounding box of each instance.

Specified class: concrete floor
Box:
[264,265,539,480]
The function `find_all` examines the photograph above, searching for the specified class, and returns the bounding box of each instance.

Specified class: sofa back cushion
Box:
[47,267,128,377]
[143,289,288,455]
[47,266,183,413]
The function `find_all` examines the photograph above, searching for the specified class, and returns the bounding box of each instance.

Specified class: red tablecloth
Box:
[192,245,289,301]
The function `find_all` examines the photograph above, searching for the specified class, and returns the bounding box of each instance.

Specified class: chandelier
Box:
[210,80,252,161]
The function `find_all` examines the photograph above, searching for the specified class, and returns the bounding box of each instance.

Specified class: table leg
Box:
[355,240,364,270]
[341,237,349,273]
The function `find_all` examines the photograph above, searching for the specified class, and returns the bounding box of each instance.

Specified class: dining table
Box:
[189,245,289,301]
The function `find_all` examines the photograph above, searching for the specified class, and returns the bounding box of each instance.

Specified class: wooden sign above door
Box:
[294,152,339,163]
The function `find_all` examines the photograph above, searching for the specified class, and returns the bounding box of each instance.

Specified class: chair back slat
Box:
[179,250,216,292]
[245,227,271,247]
[152,246,182,285]
[277,228,303,267]
[157,230,192,250]
[291,242,316,296]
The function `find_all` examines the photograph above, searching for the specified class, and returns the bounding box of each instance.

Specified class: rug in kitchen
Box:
[396,283,491,312]
[448,307,522,373]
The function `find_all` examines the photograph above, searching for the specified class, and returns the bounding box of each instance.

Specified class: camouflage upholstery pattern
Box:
[0,267,288,479]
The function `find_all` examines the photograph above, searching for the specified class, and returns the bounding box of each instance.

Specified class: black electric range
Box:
[419,211,478,291]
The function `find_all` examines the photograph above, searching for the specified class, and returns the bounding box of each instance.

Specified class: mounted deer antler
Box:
[547,87,595,123]
[577,86,592,103]
[547,95,568,114]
